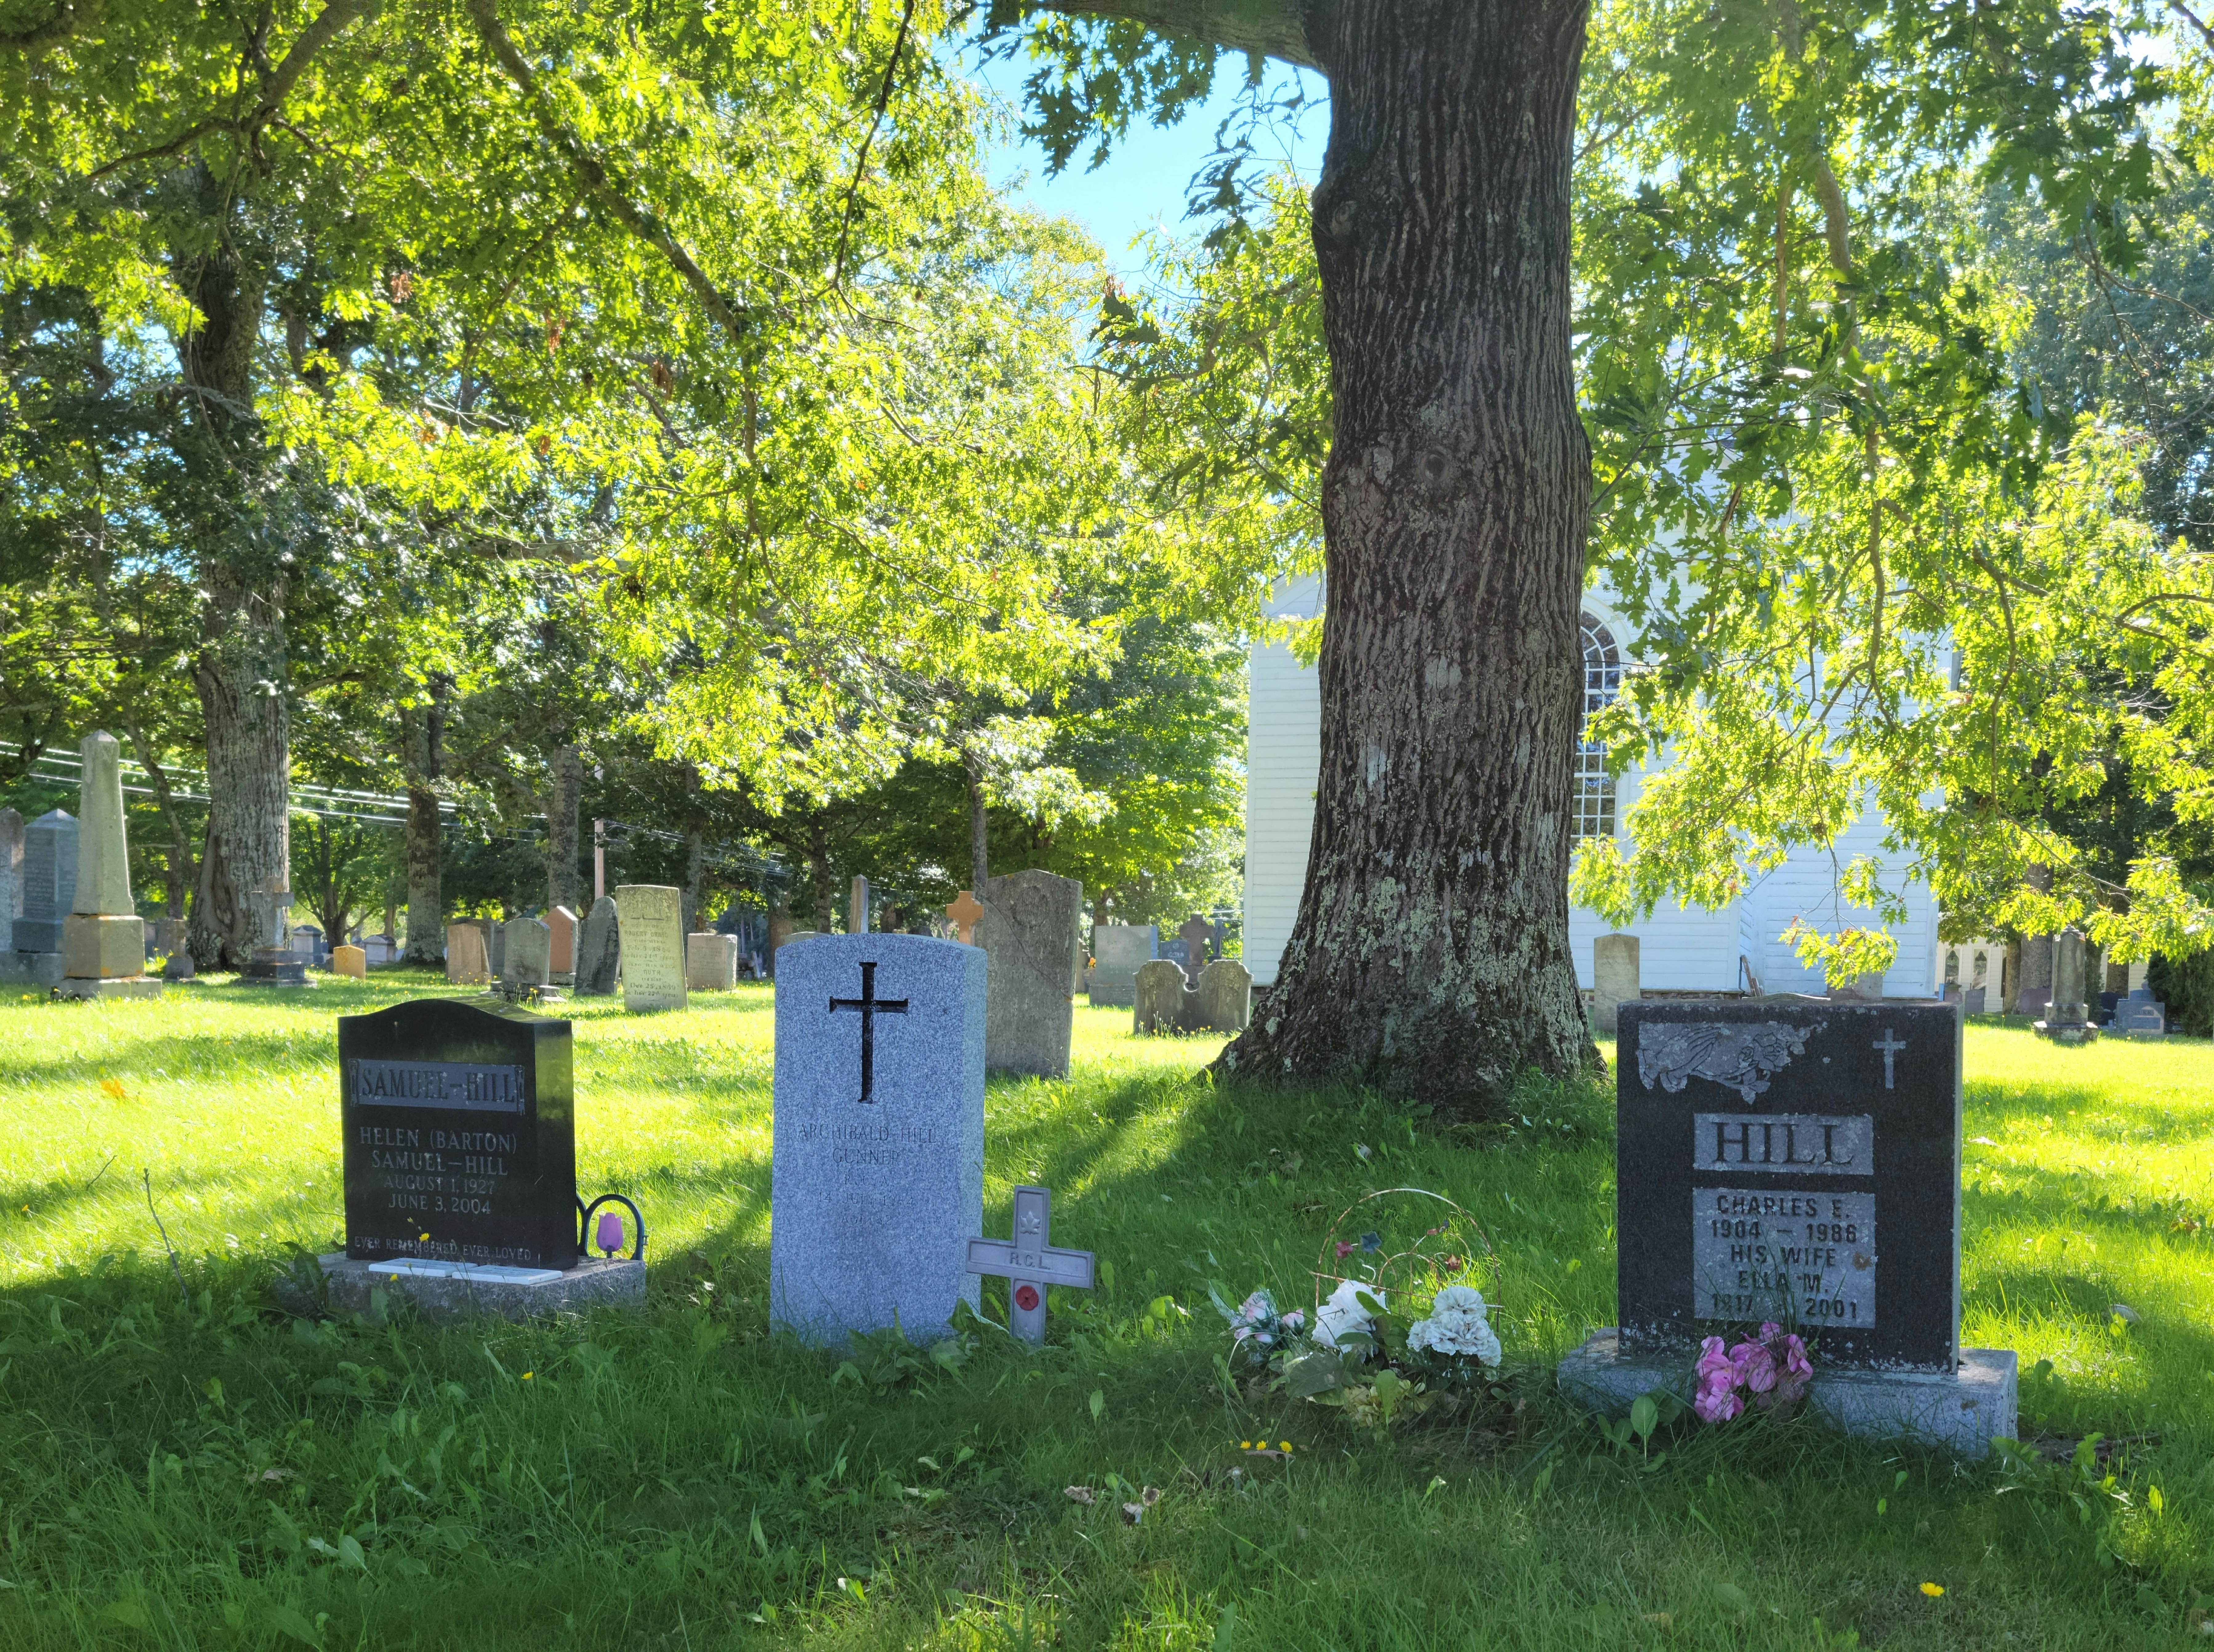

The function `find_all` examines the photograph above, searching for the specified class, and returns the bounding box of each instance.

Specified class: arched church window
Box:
[1576,614,1623,839]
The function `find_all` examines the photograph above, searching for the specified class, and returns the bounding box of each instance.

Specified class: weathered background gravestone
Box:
[770,934,984,1344]
[615,885,687,1011]
[0,807,21,955]
[446,920,491,985]
[687,931,738,991]
[15,809,78,959]
[505,917,552,990]
[548,905,578,976]
[849,874,870,934]
[1088,923,1157,1007]
[574,896,619,995]
[60,732,160,997]
[1133,958,1253,1035]
[2035,930,2095,1043]
[1561,999,2015,1454]
[486,919,507,980]
[980,868,1083,1077]
[332,944,367,980]
[1592,933,1639,1035]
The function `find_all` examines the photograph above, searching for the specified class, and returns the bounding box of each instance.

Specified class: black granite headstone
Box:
[339,997,577,1270]
[1616,999,1962,1373]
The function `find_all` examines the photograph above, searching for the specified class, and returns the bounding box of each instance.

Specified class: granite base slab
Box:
[2032,1019,2098,1044]
[318,1252,644,1321]
[1558,1329,2018,1458]
[0,952,64,988]
[53,976,163,1001]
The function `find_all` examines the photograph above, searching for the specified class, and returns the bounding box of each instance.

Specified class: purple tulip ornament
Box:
[595,1210,625,1258]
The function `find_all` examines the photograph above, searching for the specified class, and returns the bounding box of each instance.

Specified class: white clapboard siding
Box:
[1242,582,1325,986]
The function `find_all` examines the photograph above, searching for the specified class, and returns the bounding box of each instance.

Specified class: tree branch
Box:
[835,0,920,285]
[464,0,749,342]
[1013,0,1315,69]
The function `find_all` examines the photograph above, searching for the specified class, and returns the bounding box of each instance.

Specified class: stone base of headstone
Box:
[495,982,567,1006]
[2031,1019,2098,1045]
[239,949,316,987]
[0,952,65,988]
[53,974,163,1000]
[316,1252,644,1321]
[62,912,145,978]
[1556,1330,2017,1458]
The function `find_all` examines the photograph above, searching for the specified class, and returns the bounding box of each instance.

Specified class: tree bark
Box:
[547,744,583,911]
[125,720,194,918]
[400,685,447,964]
[1214,0,1596,1113]
[191,566,292,968]
[681,761,704,934]
[963,749,990,892]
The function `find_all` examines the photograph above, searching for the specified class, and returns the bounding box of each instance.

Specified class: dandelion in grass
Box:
[1920,1583,1945,1598]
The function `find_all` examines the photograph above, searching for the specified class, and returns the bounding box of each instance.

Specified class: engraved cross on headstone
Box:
[1872,1028,1906,1090]
[828,960,907,1103]
[965,1185,1095,1344]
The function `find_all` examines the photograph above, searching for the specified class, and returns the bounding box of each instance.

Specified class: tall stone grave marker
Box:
[849,874,870,934]
[1088,923,1157,1007]
[770,934,984,1344]
[2034,930,2096,1044]
[687,932,738,991]
[615,885,687,1011]
[1560,999,2016,1454]
[1196,958,1252,1031]
[980,868,1083,1077]
[548,906,578,977]
[574,896,619,995]
[59,733,162,1000]
[1592,933,1638,1035]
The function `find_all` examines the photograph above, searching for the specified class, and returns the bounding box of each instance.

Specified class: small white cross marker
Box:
[1872,1028,1906,1089]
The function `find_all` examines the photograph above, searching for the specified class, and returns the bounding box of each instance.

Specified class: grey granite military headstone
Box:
[770,933,984,1345]
[1592,933,1639,1035]
[615,885,686,1011]
[1559,998,2016,1455]
[1088,923,1157,1007]
[573,896,620,996]
[980,868,1082,1077]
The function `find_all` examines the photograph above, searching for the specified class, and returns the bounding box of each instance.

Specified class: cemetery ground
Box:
[0,984,2209,1650]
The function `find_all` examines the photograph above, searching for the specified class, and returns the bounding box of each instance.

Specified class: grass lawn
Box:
[0,973,2209,1648]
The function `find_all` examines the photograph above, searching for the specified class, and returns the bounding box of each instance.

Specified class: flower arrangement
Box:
[1693,1322,1813,1422]
[1209,1189,1504,1431]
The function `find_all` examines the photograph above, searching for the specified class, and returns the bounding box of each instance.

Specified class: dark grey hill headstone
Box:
[574,896,620,995]
[338,997,577,1270]
[1615,999,1961,1370]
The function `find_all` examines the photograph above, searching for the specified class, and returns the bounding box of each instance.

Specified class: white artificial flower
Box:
[1314,1279,1383,1352]
[1407,1283,1502,1365]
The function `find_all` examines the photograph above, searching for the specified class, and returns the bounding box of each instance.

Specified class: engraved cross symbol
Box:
[828,960,908,1103]
[1872,1028,1906,1090]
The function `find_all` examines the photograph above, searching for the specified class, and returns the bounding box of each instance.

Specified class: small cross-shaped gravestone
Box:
[946,889,982,945]
[249,879,292,950]
[1177,915,1213,974]
[967,1185,1095,1344]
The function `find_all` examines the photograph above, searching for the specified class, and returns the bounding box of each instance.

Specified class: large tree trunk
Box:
[547,744,584,911]
[400,689,447,964]
[1217,0,1595,1113]
[191,567,292,968]
[963,749,989,891]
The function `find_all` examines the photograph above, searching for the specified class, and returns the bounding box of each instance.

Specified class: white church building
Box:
[1242,579,1942,998]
